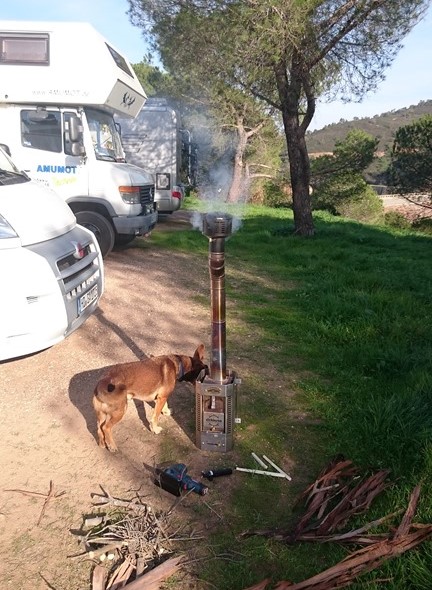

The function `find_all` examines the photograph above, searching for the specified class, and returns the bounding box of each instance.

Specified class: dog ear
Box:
[194,344,205,361]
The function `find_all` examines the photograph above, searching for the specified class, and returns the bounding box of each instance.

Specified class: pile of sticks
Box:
[72,486,186,590]
[240,457,432,589]
[242,456,393,544]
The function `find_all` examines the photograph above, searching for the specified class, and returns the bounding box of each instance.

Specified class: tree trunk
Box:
[227,115,248,203]
[275,60,315,236]
[285,116,315,236]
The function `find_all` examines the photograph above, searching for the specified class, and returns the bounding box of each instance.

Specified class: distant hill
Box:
[306,99,432,155]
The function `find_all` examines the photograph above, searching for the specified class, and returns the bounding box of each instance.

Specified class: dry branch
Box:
[241,457,392,544]
[92,564,108,590]
[4,480,66,526]
[393,483,421,539]
[106,556,136,589]
[88,542,126,561]
[74,486,187,589]
[91,486,150,512]
[242,484,432,590]
[121,555,185,590]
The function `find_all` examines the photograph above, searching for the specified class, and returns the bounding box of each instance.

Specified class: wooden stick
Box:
[92,491,149,512]
[121,555,184,590]
[88,542,126,560]
[92,564,108,590]
[107,557,136,589]
[236,467,287,477]
[4,481,66,526]
[394,484,421,540]
[37,480,55,526]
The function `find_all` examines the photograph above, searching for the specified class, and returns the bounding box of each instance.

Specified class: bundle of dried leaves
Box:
[240,458,432,589]
[241,456,392,543]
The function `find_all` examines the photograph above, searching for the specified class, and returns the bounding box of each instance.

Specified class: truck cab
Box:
[0,20,158,257]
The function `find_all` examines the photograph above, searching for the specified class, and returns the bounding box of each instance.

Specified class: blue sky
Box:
[312,6,432,130]
[1,0,150,62]
[2,1,431,130]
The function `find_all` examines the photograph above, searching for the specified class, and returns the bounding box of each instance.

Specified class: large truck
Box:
[0,20,158,257]
[117,98,197,214]
[0,144,104,362]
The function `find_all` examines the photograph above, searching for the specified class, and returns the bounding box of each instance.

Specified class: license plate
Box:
[78,284,98,314]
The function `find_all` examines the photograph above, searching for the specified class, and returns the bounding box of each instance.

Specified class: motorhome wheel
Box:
[75,211,115,258]
[115,234,136,247]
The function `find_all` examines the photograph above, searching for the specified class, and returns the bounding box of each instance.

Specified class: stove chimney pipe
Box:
[196,212,240,453]
[202,213,232,381]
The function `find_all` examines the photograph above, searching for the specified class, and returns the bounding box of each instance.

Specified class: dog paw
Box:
[162,407,171,416]
[106,443,118,453]
[151,424,163,434]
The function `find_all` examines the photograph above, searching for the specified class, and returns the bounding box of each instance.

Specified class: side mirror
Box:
[69,142,86,157]
[0,143,11,157]
[65,115,85,156]
[68,115,83,142]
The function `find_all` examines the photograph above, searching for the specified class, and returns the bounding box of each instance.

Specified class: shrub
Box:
[313,173,384,224]
[337,185,384,224]
[258,179,293,208]
[412,216,432,235]
[384,210,412,229]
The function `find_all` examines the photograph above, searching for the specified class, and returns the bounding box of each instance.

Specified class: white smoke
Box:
[187,116,246,235]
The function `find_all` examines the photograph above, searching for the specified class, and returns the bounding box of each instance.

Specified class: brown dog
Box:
[93,344,207,452]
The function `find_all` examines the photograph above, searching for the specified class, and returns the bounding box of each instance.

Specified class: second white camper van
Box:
[117,99,189,214]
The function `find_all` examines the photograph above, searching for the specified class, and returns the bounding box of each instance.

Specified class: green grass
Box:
[145,204,432,589]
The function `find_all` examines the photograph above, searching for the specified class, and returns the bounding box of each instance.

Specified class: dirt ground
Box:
[0,212,237,589]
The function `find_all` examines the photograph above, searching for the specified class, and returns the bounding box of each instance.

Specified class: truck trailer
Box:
[117,98,197,214]
[0,20,158,256]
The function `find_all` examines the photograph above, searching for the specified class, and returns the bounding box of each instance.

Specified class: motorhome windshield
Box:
[0,147,28,185]
[86,108,124,162]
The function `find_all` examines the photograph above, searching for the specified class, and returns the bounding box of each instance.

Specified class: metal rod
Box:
[251,452,268,469]
[261,455,292,481]
[235,467,287,478]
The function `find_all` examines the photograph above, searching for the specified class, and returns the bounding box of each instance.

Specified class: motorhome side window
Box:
[105,43,134,78]
[21,111,62,152]
[0,34,49,64]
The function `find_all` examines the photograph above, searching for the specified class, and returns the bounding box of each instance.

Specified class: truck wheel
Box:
[115,234,136,247]
[75,211,115,257]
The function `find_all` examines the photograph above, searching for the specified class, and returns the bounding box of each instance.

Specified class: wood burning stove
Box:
[196,212,240,452]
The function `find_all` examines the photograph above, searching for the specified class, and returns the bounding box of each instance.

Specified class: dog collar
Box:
[176,356,185,380]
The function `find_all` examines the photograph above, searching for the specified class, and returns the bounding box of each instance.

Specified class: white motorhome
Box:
[0,144,104,362]
[117,99,196,214]
[0,20,158,256]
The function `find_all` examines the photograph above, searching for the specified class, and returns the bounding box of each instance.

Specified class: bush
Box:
[259,180,293,208]
[337,185,384,224]
[312,173,384,224]
[384,210,412,229]
[412,216,432,235]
